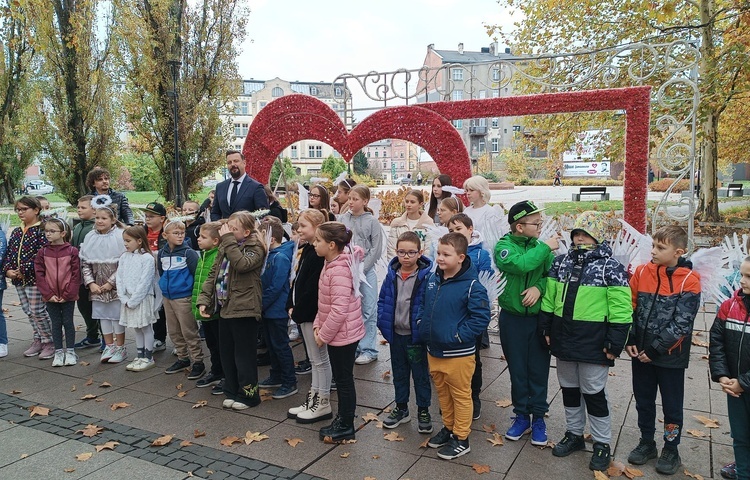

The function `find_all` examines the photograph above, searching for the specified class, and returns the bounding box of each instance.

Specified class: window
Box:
[310,86,318,96]
[451,68,463,81]
[452,90,463,101]
[382,161,387,169]
[479,118,486,127]
[367,151,370,157]
[409,162,414,169]
[400,152,404,158]
[291,145,298,158]
[492,89,500,98]
[272,87,283,97]
[375,151,379,157]
[259,101,267,109]
[315,146,322,157]
[478,139,485,153]
[453,120,463,129]
[241,123,249,136]
[234,101,249,115]
[479,90,486,99]
[491,138,499,152]
[492,117,499,128]
[492,68,500,81]
[308,146,315,158]
[400,162,404,169]
[234,123,241,137]
[334,86,343,97]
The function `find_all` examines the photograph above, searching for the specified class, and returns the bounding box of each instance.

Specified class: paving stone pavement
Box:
[0,286,735,479]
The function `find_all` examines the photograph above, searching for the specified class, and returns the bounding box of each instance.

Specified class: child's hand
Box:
[603,348,616,360]
[288,308,293,317]
[49,295,61,303]
[219,223,232,237]
[101,282,113,293]
[313,327,323,347]
[545,335,550,346]
[6,269,19,279]
[89,283,102,295]
[625,345,639,357]
[720,377,744,397]
[544,234,560,251]
[637,351,652,363]
[520,286,541,307]
[199,305,211,318]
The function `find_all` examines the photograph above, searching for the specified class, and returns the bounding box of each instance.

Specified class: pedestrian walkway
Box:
[0,286,735,479]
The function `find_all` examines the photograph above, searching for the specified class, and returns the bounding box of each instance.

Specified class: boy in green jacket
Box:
[72,195,99,349]
[494,200,559,445]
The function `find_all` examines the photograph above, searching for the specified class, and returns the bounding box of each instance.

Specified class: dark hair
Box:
[43,217,71,242]
[397,231,421,250]
[122,226,150,254]
[439,232,468,257]
[448,213,473,229]
[428,174,453,220]
[86,167,111,191]
[226,149,244,160]
[15,196,42,219]
[337,177,357,193]
[261,216,284,243]
[652,225,688,250]
[310,184,333,219]
[36,195,48,202]
[316,221,352,252]
[263,185,278,204]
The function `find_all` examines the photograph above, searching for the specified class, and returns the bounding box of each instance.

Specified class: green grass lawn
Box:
[44,189,213,207]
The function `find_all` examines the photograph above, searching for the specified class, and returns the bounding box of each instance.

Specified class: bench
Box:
[718,183,744,198]
[572,186,609,201]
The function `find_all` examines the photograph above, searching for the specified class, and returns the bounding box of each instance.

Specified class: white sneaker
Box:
[107,346,127,364]
[153,340,166,352]
[132,358,155,372]
[355,353,377,365]
[222,399,235,409]
[100,344,115,363]
[64,350,78,366]
[296,395,332,423]
[126,358,142,371]
[0,344,7,358]
[288,391,314,418]
[52,350,65,367]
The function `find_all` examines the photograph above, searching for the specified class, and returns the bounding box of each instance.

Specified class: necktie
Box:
[229,180,240,209]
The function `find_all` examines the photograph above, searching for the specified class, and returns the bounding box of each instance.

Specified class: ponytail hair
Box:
[316,221,352,252]
[349,184,373,214]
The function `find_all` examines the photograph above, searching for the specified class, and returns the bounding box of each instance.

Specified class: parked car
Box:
[24,180,55,195]
[202,179,220,188]
[393,176,412,185]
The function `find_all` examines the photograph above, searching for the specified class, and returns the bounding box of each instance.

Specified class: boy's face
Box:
[739,261,750,294]
[163,227,186,248]
[448,221,473,243]
[514,212,542,238]
[650,239,684,267]
[436,243,464,275]
[77,200,95,220]
[396,240,421,270]
[197,230,219,251]
[145,213,165,231]
[572,231,597,247]
[182,202,199,222]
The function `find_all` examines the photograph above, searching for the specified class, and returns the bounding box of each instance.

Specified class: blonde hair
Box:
[349,185,373,214]
[228,210,267,254]
[298,209,326,228]
[463,175,491,203]
[164,220,186,232]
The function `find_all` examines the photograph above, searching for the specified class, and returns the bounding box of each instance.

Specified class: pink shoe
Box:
[39,343,55,360]
[23,339,43,357]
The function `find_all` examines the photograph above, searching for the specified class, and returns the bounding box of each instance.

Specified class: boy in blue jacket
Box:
[377,232,433,434]
[258,218,298,400]
[419,232,491,461]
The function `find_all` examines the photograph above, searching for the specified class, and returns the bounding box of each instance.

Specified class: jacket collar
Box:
[436,255,474,282]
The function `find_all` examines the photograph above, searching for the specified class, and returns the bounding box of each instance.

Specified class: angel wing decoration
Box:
[441,185,465,195]
[539,217,569,256]
[690,246,728,306]
[260,224,274,275]
[0,213,11,233]
[41,207,69,222]
[478,270,507,301]
[134,209,146,225]
[699,233,749,306]
[296,183,309,210]
[610,219,652,274]
[480,205,509,270]
[369,198,382,221]
[425,224,449,271]
[288,238,301,286]
[333,171,349,188]
[346,246,371,298]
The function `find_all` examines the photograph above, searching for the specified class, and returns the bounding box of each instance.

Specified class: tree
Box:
[353,150,368,175]
[270,157,296,188]
[116,152,162,192]
[320,155,347,180]
[115,0,249,202]
[31,0,118,204]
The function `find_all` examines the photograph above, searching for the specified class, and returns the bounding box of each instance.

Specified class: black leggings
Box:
[328,341,359,419]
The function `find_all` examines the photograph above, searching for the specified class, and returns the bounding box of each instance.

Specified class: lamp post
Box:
[167,59,182,207]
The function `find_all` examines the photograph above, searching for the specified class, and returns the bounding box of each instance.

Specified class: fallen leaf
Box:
[80,394,97,400]
[381,370,391,380]
[192,400,207,409]
[176,383,183,390]
[322,435,356,444]
[499,355,506,361]
[700,355,709,360]
[419,438,429,448]
[244,431,269,445]
[686,429,707,438]
[10,389,22,394]
[80,361,90,366]
[260,389,273,401]
[20,453,28,459]
[375,421,383,429]
[383,406,392,413]
[194,430,206,438]
[219,436,242,447]
[693,331,703,336]
[75,452,93,462]
[383,432,404,442]
[29,405,50,418]
[372,454,380,459]
[285,438,303,447]
[151,434,174,447]
[379,339,388,345]
[481,423,496,433]
[206,471,213,475]
[494,399,512,408]
[339,452,350,458]
[99,382,111,388]
[70,385,76,392]
[177,391,187,398]
[362,412,379,422]
[537,441,555,450]
[693,415,720,428]
[608,371,617,376]
[11,301,20,306]
[365,477,376,480]
[110,402,131,411]
[624,466,644,478]
[691,339,709,347]
[76,425,104,437]
[472,464,491,474]
[64,468,75,473]
[95,398,104,403]
[583,433,593,442]
[487,432,504,446]
[187,472,193,477]
[94,441,119,452]
[594,471,609,480]
[85,378,93,386]
[684,469,704,480]
[180,440,193,447]
[608,460,626,476]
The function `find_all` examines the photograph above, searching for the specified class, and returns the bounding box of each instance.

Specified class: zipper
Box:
[638,265,661,350]
[738,307,749,377]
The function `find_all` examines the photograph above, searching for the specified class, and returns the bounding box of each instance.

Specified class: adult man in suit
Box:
[211,150,269,220]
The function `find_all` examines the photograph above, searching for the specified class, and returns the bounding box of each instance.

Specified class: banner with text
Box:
[563,161,610,177]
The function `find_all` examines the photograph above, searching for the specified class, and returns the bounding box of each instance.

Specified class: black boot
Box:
[319,415,355,442]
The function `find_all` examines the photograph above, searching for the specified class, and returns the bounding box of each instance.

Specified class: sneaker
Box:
[272,384,298,399]
[232,396,261,410]
[196,372,221,388]
[721,462,737,480]
[417,410,433,434]
[64,350,78,366]
[0,344,7,358]
[187,362,206,380]
[427,426,453,448]
[289,325,300,341]
[39,343,55,360]
[222,399,235,409]
[655,447,681,475]
[288,391,314,418]
[552,431,585,457]
[330,379,337,391]
[52,350,65,367]
[590,442,611,471]
[258,377,282,388]
[152,339,166,352]
[354,353,377,365]
[126,358,142,371]
[107,346,127,364]
[100,344,115,363]
[24,339,42,357]
[505,415,531,441]
[74,337,99,349]
[383,407,410,429]
[627,438,658,465]
[211,380,224,395]
[165,359,191,374]
[437,435,471,460]
[296,394,333,424]
[530,417,548,446]
[132,358,156,372]
[294,360,312,375]
[472,399,481,420]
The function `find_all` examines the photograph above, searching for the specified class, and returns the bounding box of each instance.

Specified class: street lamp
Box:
[167,59,182,207]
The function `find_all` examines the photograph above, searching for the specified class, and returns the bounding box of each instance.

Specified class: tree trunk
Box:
[697,0,720,222]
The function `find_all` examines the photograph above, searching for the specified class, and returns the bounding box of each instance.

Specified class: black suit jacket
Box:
[211,176,269,220]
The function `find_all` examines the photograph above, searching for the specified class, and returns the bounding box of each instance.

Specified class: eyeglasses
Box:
[396,250,419,258]
[309,193,321,198]
[15,207,31,213]
[519,221,544,228]
[44,230,62,234]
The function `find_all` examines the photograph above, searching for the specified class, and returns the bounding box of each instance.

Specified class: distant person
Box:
[553,168,562,187]
[333,177,356,216]
[417,171,423,186]
[210,150,268,221]
[199,190,215,222]
[86,167,135,226]
[264,185,288,223]
[181,200,204,250]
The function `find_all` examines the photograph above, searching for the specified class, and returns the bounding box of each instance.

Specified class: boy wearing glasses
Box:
[494,200,559,445]
[377,232,434,434]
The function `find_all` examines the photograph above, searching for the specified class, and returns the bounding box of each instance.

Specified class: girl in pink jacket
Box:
[313,222,365,443]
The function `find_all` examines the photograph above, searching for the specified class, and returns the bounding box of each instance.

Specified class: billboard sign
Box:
[563,161,610,177]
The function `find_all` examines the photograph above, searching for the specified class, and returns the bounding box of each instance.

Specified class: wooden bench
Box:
[718,183,745,197]
[572,186,609,201]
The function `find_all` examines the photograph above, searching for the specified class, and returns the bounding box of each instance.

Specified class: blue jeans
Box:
[727,393,750,480]
[0,289,6,345]
[262,317,296,386]
[390,334,431,407]
[357,268,378,358]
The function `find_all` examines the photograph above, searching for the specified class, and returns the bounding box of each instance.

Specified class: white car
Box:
[25,181,55,195]
[393,176,412,185]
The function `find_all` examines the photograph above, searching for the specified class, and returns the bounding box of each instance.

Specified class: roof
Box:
[434,49,512,64]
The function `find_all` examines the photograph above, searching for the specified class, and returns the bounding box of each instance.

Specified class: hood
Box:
[163,242,192,256]
[43,242,75,254]
[469,230,483,247]
[570,211,608,244]
[269,238,295,261]
[387,254,432,272]
[435,255,474,282]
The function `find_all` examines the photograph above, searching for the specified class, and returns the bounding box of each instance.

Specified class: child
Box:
[0,221,7,357]
[158,220,204,379]
[419,232,491,460]
[330,198,341,216]
[258,217,297,399]
[192,221,224,392]
[387,189,434,259]
[436,197,464,227]
[182,200,204,250]
[287,210,333,423]
[35,218,80,366]
[339,185,385,365]
[115,226,158,371]
[333,177,356,216]
[377,231,433,433]
[79,202,127,363]
[494,200,559,444]
[312,222,365,441]
[308,184,336,221]
[36,196,51,211]
[198,211,266,410]
[709,256,750,480]
[626,225,701,475]
[538,211,633,470]
[427,174,453,224]
[72,195,100,349]
[1,197,53,359]
[462,175,504,241]
[143,202,168,352]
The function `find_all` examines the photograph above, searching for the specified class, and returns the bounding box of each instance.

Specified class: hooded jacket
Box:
[71,219,94,249]
[185,216,205,251]
[417,256,491,358]
[339,211,384,272]
[709,289,750,391]
[538,242,632,366]
[158,242,199,300]
[377,255,432,343]
[261,239,295,318]
[629,258,701,368]
[313,247,366,346]
[192,246,219,320]
[2,223,47,287]
[286,242,325,324]
[34,243,81,302]
[494,232,554,316]
[387,210,434,258]
[467,232,493,275]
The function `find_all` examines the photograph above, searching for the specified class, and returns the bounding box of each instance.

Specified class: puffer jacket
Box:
[313,247,365,346]
[158,242,198,300]
[261,240,294,318]
[185,216,205,251]
[467,232,492,275]
[629,258,701,368]
[1,223,47,287]
[286,243,325,324]
[377,255,432,343]
[34,243,80,302]
[387,211,434,258]
[417,257,491,358]
[494,232,554,316]
[197,232,265,319]
[709,289,750,391]
[538,242,632,366]
[88,188,134,226]
[192,247,218,320]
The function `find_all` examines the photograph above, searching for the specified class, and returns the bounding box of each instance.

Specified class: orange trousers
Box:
[428,353,475,440]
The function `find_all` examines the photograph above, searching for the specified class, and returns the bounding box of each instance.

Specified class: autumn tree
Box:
[320,155,347,180]
[353,150,368,175]
[115,0,248,203]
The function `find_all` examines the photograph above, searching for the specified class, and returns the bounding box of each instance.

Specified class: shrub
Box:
[352,173,377,187]
[480,171,499,182]
[648,178,690,192]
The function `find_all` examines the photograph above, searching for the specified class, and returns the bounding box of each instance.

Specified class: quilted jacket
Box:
[34,243,81,302]
[313,247,365,346]
[709,289,750,391]
[377,255,432,343]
